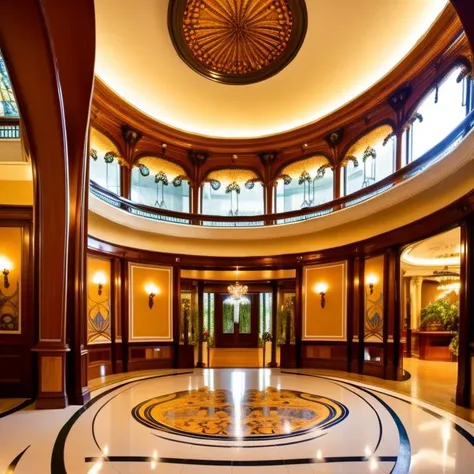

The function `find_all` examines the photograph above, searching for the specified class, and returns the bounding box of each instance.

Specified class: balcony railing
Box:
[0,119,20,139]
[90,109,474,227]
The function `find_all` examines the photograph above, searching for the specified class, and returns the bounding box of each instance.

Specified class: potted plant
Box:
[420,299,459,331]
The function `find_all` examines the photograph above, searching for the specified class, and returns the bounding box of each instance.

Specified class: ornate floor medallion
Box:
[168,0,308,84]
[132,386,348,439]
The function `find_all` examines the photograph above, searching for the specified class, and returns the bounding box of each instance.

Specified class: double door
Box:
[215,293,259,347]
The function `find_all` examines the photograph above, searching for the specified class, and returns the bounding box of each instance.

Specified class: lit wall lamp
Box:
[315,282,328,309]
[366,274,378,295]
[0,256,12,289]
[93,272,107,296]
[145,283,159,310]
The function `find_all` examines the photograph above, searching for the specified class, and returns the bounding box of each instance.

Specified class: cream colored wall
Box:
[303,262,347,341]
[181,269,296,280]
[129,263,173,342]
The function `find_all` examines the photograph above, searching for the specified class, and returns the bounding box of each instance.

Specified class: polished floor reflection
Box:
[0,369,473,473]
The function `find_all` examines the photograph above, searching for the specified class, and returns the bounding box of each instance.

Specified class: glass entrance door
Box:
[215,294,259,347]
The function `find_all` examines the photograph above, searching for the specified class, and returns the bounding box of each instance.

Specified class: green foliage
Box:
[420,298,459,331]
[449,333,459,357]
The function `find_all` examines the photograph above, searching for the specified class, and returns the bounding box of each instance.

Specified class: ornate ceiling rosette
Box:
[168,0,308,85]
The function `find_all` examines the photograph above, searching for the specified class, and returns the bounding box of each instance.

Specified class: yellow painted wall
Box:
[129,264,172,342]
[87,256,112,344]
[0,227,22,333]
[364,255,384,342]
[0,181,33,205]
[303,262,347,341]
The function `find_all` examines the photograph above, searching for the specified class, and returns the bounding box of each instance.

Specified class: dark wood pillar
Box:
[356,257,365,373]
[0,0,95,408]
[265,183,274,215]
[121,259,130,372]
[111,257,123,373]
[173,265,181,368]
[196,281,204,367]
[295,265,303,367]
[269,281,278,367]
[120,165,131,199]
[457,219,474,407]
[383,247,402,380]
[334,165,341,200]
[395,132,403,170]
[191,184,200,214]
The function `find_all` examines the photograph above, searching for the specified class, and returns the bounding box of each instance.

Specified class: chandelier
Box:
[433,266,460,294]
[226,268,249,305]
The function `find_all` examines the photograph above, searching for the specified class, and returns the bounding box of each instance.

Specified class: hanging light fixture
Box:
[433,266,460,295]
[226,267,249,305]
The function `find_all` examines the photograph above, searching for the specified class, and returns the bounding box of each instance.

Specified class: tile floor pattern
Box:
[0,369,473,473]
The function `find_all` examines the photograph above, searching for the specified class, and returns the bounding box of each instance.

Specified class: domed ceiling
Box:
[94,0,447,138]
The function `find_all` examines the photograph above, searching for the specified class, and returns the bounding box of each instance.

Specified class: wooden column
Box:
[334,165,341,200]
[121,259,130,373]
[383,247,402,380]
[111,257,123,373]
[1,0,95,408]
[196,281,204,367]
[120,165,131,199]
[269,281,278,367]
[395,132,403,170]
[173,265,181,368]
[295,265,304,367]
[457,219,474,407]
[265,183,274,215]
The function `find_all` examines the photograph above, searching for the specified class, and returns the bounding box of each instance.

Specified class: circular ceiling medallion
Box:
[132,387,348,439]
[168,0,308,85]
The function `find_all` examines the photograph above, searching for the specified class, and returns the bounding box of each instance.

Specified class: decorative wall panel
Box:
[364,255,385,342]
[303,262,347,341]
[87,256,112,344]
[0,227,21,334]
[129,263,173,342]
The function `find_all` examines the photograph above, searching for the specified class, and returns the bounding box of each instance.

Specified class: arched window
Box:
[131,157,190,212]
[275,155,333,212]
[403,66,472,164]
[89,128,121,195]
[201,169,263,216]
[342,125,395,196]
[0,51,19,118]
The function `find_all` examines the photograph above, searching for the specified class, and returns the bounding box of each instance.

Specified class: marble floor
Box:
[1,369,474,473]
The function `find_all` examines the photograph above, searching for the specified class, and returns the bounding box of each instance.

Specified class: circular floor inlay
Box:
[168,0,308,84]
[132,386,348,439]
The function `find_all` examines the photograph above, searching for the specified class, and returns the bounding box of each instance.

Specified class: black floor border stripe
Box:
[5,446,30,474]
[282,371,474,447]
[150,430,327,449]
[51,371,193,474]
[0,399,34,419]
[280,372,411,474]
[84,455,398,466]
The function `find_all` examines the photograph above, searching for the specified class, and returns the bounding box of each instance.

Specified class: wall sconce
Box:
[93,272,107,296]
[145,283,159,310]
[366,274,378,295]
[315,282,328,309]
[0,256,12,289]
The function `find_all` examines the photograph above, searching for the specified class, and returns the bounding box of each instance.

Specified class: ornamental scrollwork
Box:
[225,181,241,194]
[154,171,169,185]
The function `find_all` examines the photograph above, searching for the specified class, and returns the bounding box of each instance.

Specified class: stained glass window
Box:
[0,52,19,118]
[239,302,251,334]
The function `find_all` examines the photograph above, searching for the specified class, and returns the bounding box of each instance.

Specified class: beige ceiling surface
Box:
[94,0,447,139]
[401,228,461,267]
